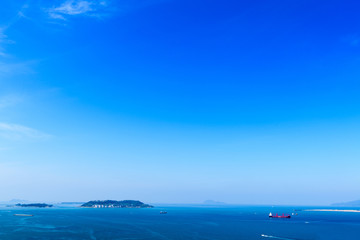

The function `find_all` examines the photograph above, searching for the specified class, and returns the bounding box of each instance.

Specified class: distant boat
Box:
[160,211,167,214]
[14,214,33,217]
[269,212,291,218]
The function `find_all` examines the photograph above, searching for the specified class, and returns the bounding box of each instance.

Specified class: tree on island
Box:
[81,200,153,208]
[16,203,53,208]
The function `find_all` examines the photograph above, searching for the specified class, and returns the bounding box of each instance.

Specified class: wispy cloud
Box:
[0,122,51,140]
[17,3,30,19]
[0,29,28,78]
[0,95,23,109]
[48,0,109,20]
[0,6,49,142]
[0,7,31,75]
[0,61,34,78]
[0,3,28,54]
[0,28,11,57]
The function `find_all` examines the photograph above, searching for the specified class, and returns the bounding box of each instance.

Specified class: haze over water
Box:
[2,205,360,239]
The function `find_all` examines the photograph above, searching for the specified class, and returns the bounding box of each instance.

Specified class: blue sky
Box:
[0,0,360,205]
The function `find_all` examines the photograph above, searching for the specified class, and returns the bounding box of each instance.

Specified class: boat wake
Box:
[261,234,297,240]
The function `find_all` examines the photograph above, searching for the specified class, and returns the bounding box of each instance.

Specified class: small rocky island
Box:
[15,203,53,208]
[81,200,153,208]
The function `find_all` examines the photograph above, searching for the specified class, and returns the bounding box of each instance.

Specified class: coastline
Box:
[304,209,360,213]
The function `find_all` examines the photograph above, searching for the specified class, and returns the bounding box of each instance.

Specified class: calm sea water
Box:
[0,205,359,239]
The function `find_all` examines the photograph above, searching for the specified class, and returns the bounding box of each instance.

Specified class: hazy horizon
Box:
[0,198,349,206]
[1,0,360,206]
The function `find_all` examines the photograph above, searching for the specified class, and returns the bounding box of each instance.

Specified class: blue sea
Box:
[1,205,360,239]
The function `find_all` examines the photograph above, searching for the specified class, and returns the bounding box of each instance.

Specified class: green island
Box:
[15,203,53,208]
[81,200,153,208]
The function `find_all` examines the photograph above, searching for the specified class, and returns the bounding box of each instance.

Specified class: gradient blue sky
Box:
[0,0,360,205]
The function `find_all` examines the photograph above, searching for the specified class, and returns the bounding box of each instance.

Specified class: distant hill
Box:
[203,200,227,205]
[331,200,360,207]
[81,200,153,208]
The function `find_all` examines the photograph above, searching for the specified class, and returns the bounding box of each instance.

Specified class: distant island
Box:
[16,203,53,208]
[81,200,153,208]
[332,200,360,207]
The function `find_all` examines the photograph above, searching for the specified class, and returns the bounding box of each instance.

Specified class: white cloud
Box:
[48,0,108,19]
[0,122,51,140]
[48,12,67,20]
[54,1,93,15]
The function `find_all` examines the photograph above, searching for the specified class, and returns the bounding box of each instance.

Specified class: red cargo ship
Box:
[269,212,291,218]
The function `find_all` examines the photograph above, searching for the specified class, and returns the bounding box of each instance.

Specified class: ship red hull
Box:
[269,213,291,218]
[269,216,291,218]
